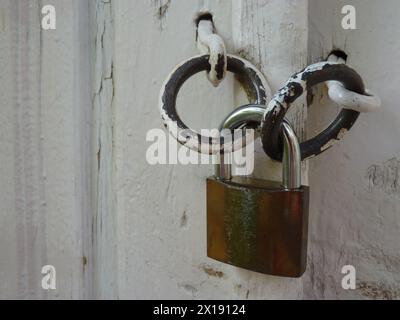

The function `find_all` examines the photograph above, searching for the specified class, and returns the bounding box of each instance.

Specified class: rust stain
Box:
[201,264,224,278]
[358,281,400,300]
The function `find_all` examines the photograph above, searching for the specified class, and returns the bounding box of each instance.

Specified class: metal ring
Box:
[261,61,365,161]
[160,54,270,155]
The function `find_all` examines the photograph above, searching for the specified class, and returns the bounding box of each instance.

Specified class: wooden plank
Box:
[112,0,309,299]
[233,0,309,184]
[0,0,92,299]
[91,0,117,299]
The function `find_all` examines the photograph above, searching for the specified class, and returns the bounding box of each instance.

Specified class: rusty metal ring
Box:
[160,54,270,155]
[261,62,365,161]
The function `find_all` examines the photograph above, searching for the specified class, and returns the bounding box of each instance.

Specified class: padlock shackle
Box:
[215,106,302,190]
[218,104,265,131]
[282,121,302,190]
[215,105,265,180]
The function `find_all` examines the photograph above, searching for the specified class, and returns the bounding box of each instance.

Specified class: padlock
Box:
[207,106,309,278]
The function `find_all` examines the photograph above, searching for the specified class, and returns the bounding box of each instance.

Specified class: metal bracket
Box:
[327,53,381,113]
[196,15,227,87]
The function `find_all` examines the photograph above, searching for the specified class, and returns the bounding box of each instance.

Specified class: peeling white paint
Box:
[0,0,93,299]
[320,128,348,152]
[91,0,117,299]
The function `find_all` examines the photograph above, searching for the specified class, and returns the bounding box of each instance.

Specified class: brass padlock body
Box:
[207,176,309,278]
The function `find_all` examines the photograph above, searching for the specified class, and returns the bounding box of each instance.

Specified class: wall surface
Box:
[306,0,400,299]
[0,0,399,300]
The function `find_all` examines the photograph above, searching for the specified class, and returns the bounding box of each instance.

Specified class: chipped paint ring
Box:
[261,62,365,161]
[160,54,271,155]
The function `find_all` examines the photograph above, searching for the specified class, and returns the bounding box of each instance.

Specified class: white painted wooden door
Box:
[0,0,399,300]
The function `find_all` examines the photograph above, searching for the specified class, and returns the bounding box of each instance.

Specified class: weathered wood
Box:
[91,0,117,300]
[0,0,92,299]
[232,0,309,184]
[112,0,238,299]
[111,0,309,299]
